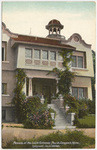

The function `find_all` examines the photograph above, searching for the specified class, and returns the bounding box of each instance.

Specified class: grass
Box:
[77,114,95,128]
[3,130,95,149]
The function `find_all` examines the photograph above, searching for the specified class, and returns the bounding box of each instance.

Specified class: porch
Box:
[23,77,58,104]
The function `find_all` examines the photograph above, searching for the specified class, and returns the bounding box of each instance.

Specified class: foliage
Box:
[4,130,95,148]
[91,50,95,107]
[24,109,54,129]
[76,114,95,128]
[63,94,79,114]
[87,99,95,114]
[59,50,73,70]
[22,96,42,114]
[63,96,94,125]
[77,98,95,118]
[13,70,55,128]
[78,99,88,118]
[23,96,55,129]
[48,50,75,96]
[12,69,26,123]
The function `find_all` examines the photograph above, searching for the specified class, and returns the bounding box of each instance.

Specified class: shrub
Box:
[23,109,55,129]
[76,114,95,128]
[23,96,55,129]
[78,99,88,118]
[4,130,95,148]
[78,98,95,118]
[87,99,95,114]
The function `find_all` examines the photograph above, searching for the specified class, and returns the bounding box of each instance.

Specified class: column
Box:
[56,78,59,94]
[59,29,60,34]
[52,28,54,34]
[28,78,33,96]
[49,29,50,35]
[23,78,26,95]
[56,28,58,34]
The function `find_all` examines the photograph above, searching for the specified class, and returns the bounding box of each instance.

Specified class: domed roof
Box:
[48,19,61,25]
[46,19,64,30]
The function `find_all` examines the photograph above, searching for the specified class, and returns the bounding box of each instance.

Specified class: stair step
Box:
[53,126,76,129]
[47,104,72,127]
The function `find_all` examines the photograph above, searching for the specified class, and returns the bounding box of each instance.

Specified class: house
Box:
[2,19,94,122]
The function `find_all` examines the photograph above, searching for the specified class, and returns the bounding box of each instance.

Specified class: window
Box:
[2,41,7,61]
[78,56,83,68]
[25,49,32,59]
[72,56,77,67]
[2,83,7,94]
[50,51,56,61]
[42,50,48,60]
[79,88,84,99]
[2,110,6,120]
[2,47,5,61]
[72,87,87,99]
[72,87,78,99]
[72,55,84,68]
[58,52,63,61]
[34,49,40,59]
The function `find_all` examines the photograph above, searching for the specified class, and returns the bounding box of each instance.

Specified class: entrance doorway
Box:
[43,85,52,104]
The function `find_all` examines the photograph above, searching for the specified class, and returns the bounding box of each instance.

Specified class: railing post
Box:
[41,95,45,104]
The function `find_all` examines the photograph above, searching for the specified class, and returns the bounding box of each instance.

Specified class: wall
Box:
[2,71,16,106]
[62,37,94,78]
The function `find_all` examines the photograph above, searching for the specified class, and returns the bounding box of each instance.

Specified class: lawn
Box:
[77,114,95,128]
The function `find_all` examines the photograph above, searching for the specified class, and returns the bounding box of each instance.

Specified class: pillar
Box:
[28,78,33,96]
[56,78,59,94]
[52,28,54,34]
[49,29,50,35]
[59,29,60,34]
[56,27,58,34]
[23,78,26,95]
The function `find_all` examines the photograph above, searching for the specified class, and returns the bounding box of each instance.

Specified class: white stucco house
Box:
[2,19,94,123]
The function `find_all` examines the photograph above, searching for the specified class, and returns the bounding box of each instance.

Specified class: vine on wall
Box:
[12,69,26,123]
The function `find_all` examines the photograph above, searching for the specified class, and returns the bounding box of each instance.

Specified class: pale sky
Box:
[2,1,96,50]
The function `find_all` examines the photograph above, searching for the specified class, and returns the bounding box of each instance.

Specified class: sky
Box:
[2,1,96,50]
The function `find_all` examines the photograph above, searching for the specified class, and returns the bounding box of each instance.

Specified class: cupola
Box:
[46,19,64,39]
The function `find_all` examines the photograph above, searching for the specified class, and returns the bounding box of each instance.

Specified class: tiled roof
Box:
[12,35,76,50]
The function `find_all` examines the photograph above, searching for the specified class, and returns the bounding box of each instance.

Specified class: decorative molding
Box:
[64,33,91,49]
[2,22,18,38]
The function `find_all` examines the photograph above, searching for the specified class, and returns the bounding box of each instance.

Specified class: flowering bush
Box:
[24,109,54,129]
[23,96,55,129]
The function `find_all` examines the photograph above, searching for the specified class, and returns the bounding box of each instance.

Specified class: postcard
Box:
[1,1,96,149]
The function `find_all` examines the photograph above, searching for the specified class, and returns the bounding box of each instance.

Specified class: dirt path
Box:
[2,126,95,147]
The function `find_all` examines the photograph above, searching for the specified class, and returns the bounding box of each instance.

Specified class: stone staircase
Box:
[48,104,76,129]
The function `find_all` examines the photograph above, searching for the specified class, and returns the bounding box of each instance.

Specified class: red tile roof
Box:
[12,35,76,50]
